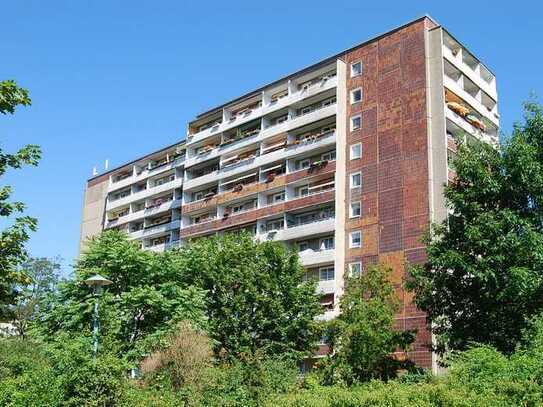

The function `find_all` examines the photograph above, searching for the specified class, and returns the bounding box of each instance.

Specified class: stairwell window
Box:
[350,88,362,104]
[351,61,362,77]
[350,201,361,218]
[350,143,362,160]
[349,262,362,277]
[350,231,362,248]
[350,114,361,131]
[350,172,362,189]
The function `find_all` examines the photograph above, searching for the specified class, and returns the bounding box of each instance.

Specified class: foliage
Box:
[319,265,416,385]
[8,256,61,338]
[140,320,213,391]
[0,80,41,319]
[169,232,322,361]
[36,231,207,361]
[408,101,543,355]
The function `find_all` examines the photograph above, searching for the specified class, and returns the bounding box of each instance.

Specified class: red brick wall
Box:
[342,19,432,368]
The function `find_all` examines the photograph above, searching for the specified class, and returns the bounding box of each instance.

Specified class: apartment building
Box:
[80,16,499,371]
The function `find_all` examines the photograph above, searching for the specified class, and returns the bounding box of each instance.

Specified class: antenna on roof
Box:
[92,166,98,176]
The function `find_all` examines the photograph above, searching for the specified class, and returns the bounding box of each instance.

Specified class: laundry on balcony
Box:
[233,184,243,192]
[465,114,486,131]
[446,101,469,117]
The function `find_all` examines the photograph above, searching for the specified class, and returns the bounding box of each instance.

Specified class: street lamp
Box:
[84,274,113,359]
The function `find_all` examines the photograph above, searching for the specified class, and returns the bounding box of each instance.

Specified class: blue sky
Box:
[0,1,541,273]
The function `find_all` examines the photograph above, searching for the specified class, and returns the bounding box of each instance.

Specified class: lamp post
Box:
[83,274,113,359]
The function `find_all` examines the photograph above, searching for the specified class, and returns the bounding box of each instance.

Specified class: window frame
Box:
[349,262,362,277]
[350,143,362,160]
[350,201,361,218]
[350,87,363,104]
[350,114,362,131]
[351,61,362,77]
[320,236,335,250]
[319,266,335,281]
[350,172,362,189]
[350,230,362,248]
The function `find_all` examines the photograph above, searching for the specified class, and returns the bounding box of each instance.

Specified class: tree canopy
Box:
[0,80,41,320]
[408,102,543,354]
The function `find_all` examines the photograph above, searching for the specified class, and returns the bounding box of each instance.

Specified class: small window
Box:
[349,262,362,277]
[350,231,362,248]
[350,88,362,104]
[273,192,285,203]
[350,143,362,160]
[350,115,361,131]
[193,191,204,201]
[351,61,362,77]
[321,151,336,162]
[320,237,334,250]
[350,202,361,218]
[298,241,309,251]
[298,185,309,197]
[319,266,335,281]
[350,172,362,189]
[298,159,311,170]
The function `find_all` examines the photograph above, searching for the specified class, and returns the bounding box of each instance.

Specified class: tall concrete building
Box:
[80,16,499,370]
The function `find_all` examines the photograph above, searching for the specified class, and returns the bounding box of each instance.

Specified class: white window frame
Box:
[350,172,362,189]
[350,230,362,248]
[321,151,336,162]
[299,159,311,170]
[320,237,335,250]
[319,266,335,281]
[350,114,362,131]
[193,191,204,201]
[272,191,285,203]
[350,201,361,218]
[298,185,309,197]
[349,262,362,277]
[351,61,362,77]
[350,87,362,104]
[350,143,362,160]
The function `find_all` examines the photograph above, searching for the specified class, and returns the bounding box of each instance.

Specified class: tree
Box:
[37,231,207,361]
[408,102,543,355]
[321,265,415,385]
[10,257,62,338]
[0,80,41,319]
[168,232,322,361]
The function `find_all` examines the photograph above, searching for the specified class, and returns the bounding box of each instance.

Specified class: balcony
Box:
[263,215,335,242]
[105,198,182,229]
[129,219,181,240]
[298,248,335,267]
[106,177,183,211]
[107,156,185,193]
[186,75,337,146]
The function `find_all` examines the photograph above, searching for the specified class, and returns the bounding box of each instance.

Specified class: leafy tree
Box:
[408,102,543,355]
[37,231,207,361]
[8,257,62,338]
[0,80,41,319]
[321,265,415,385]
[169,232,322,361]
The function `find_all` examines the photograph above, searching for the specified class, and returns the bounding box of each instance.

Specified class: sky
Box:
[1,0,541,273]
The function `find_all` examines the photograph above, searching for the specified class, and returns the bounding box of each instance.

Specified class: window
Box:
[349,262,362,277]
[272,191,285,203]
[298,159,310,170]
[321,151,336,162]
[350,201,361,218]
[193,191,204,201]
[350,230,362,248]
[320,237,334,250]
[350,88,362,104]
[350,143,362,160]
[298,241,309,251]
[301,106,312,115]
[298,185,309,197]
[266,219,284,232]
[351,61,362,77]
[350,172,362,188]
[350,115,361,131]
[322,97,336,107]
[319,266,335,281]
